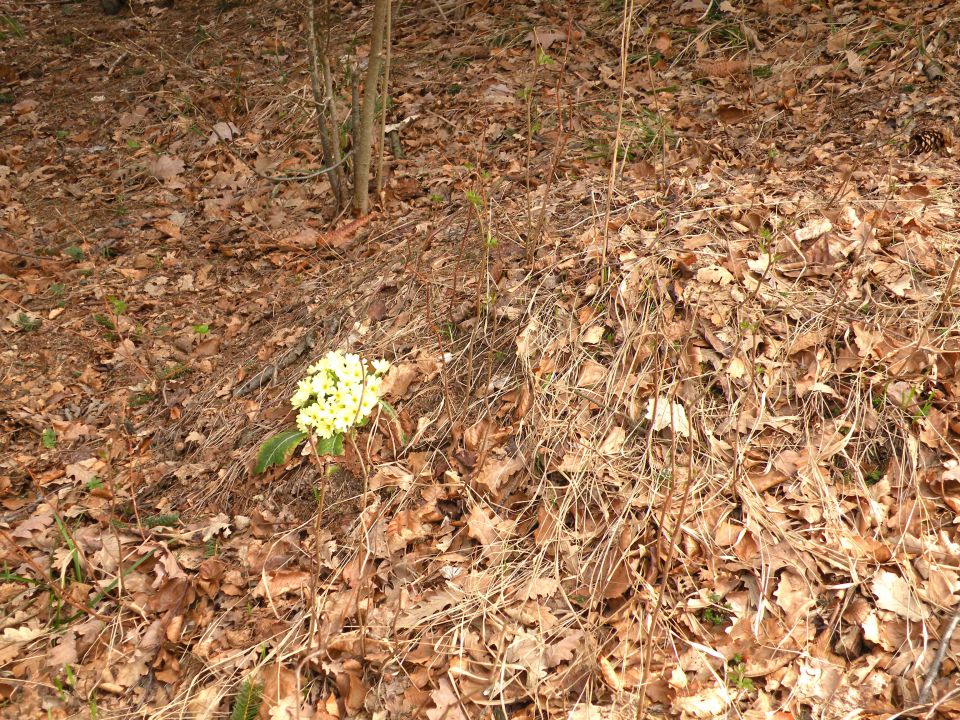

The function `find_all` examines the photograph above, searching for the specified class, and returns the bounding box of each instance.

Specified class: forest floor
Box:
[2,0,960,718]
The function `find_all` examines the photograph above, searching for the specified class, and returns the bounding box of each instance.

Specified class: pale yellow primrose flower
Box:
[292,351,390,440]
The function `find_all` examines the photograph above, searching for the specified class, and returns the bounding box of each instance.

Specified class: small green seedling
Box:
[702,593,732,626]
[727,654,754,691]
[143,514,180,529]
[107,296,127,315]
[128,392,153,408]
[229,679,263,720]
[17,313,41,331]
[465,190,483,211]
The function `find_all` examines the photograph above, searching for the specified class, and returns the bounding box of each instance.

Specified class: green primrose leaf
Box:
[378,399,398,418]
[314,433,344,457]
[254,429,307,474]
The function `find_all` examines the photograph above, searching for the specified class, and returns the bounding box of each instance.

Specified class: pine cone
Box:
[908,128,953,155]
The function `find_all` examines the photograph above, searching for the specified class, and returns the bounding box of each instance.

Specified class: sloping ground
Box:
[2,0,960,718]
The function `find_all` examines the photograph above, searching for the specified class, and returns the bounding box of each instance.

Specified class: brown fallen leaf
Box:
[259,663,299,720]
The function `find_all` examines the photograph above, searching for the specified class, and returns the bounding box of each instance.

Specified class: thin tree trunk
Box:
[320,56,345,192]
[353,0,390,215]
[307,0,344,207]
[351,68,361,153]
[374,0,393,201]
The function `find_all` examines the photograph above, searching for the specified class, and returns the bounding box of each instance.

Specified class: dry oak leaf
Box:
[673,684,733,718]
[267,698,299,720]
[774,570,816,626]
[578,359,607,386]
[427,677,470,720]
[645,396,689,436]
[506,630,549,686]
[696,265,734,285]
[694,59,750,78]
[10,511,54,539]
[386,509,429,553]
[871,569,930,621]
[417,351,444,378]
[845,49,865,75]
[1,625,43,643]
[597,656,624,691]
[207,121,240,145]
[521,576,560,600]
[791,657,843,704]
[370,464,414,491]
[12,98,38,115]
[516,317,541,359]
[581,325,605,344]
[474,452,524,495]
[185,684,223,720]
[827,29,849,54]
[253,569,311,598]
[259,663,299,720]
[395,588,460,630]
[153,218,182,239]
[278,227,319,250]
[600,426,626,454]
[544,630,583,667]
[793,218,832,244]
[112,653,150,687]
[148,155,185,183]
[567,705,619,720]
[916,562,960,607]
[380,363,418,399]
[65,458,101,485]
[713,520,744,547]
[466,504,501,548]
[526,27,568,50]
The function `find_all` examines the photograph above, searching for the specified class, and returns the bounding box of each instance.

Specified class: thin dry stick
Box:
[319,0,347,203]
[635,430,696,720]
[420,276,457,432]
[642,34,671,192]
[824,185,895,346]
[0,529,111,621]
[526,24,573,264]
[634,302,701,720]
[599,0,640,275]
[374,0,393,201]
[98,444,137,606]
[923,253,960,341]
[523,57,540,246]
[305,432,330,662]
[919,605,960,704]
[349,433,373,659]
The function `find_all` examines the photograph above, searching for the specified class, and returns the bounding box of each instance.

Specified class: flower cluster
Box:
[291,351,389,439]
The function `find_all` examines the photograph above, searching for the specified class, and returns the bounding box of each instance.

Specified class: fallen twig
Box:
[233,331,317,398]
[919,605,960,704]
